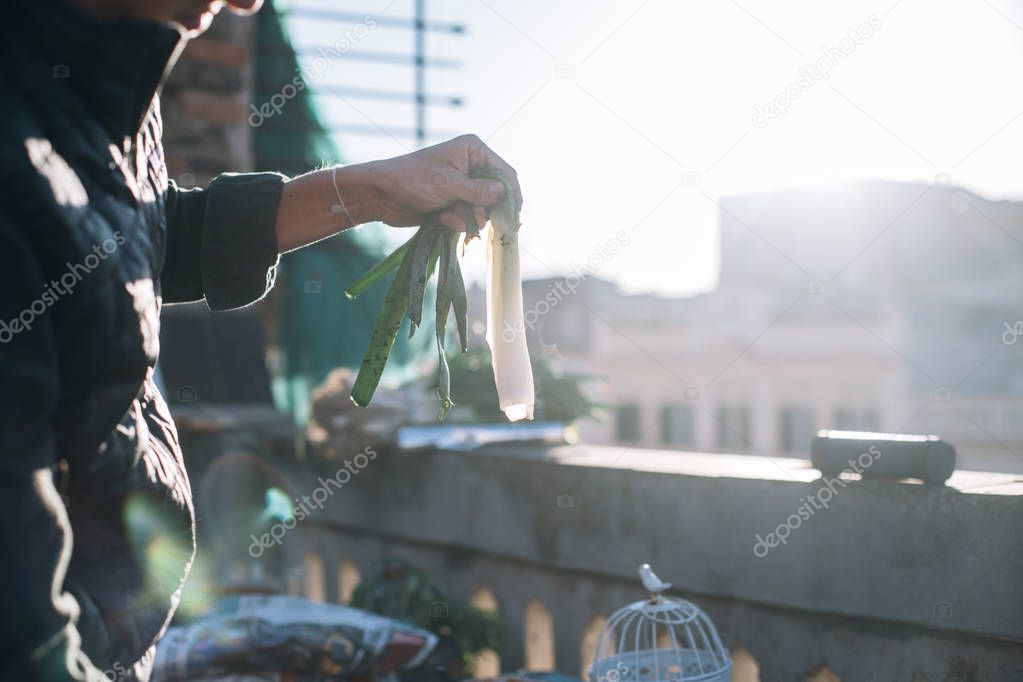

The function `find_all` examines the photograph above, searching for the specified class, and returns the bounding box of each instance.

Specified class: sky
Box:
[282,0,1023,296]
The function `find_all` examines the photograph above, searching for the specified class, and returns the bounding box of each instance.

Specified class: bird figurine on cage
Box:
[588,564,732,682]
[638,564,672,600]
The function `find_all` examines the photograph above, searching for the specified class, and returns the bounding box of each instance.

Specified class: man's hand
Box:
[275,135,520,252]
[363,134,522,231]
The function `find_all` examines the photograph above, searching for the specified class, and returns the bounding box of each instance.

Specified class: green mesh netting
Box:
[254,1,431,422]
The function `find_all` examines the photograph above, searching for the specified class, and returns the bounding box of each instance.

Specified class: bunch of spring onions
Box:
[346,169,534,421]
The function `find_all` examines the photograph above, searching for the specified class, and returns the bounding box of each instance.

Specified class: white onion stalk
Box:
[485,195,534,422]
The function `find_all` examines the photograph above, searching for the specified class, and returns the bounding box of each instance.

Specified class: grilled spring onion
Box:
[347,168,532,421]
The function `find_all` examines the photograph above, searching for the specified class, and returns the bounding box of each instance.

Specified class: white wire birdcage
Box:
[588,565,731,682]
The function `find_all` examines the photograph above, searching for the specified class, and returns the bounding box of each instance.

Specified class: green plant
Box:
[440,346,602,424]
[350,558,502,674]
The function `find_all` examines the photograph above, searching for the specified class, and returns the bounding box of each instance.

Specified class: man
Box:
[0,0,522,679]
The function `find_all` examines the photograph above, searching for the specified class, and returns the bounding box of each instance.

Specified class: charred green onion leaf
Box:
[350,232,420,407]
[407,222,445,338]
[434,231,461,418]
[345,237,414,300]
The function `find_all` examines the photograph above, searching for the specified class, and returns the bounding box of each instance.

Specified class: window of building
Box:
[834,407,880,432]
[779,406,815,454]
[716,405,751,451]
[616,403,641,441]
[661,404,695,447]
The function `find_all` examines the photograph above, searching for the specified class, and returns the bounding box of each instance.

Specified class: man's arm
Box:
[162,172,285,310]
[162,134,520,310]
[0,216,98,681]
[273,134,521,252]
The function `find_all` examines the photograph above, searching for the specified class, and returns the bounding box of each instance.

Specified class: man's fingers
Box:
[463,137,522,212]
[449,174,505,207]
[438,210,466,232]
[473,206,487,228]
[486,160,521,213]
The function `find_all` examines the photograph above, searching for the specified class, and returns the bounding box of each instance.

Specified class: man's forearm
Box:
[274,165,381,253]
[272,135,522,253]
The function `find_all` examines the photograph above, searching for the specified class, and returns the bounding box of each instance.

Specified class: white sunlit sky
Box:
[280,0,1023,296]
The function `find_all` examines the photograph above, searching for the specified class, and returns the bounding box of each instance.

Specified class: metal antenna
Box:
[414,0,426,148]
[267,3,466,148]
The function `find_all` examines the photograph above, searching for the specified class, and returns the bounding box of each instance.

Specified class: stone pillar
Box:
[696,399,717,451]
[498,591,526,671]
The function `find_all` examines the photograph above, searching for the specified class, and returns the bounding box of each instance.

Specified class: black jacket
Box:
[0,1,285,679]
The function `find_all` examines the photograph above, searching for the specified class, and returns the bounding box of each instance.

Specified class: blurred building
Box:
[520,180,1023,472]
[161,12,255,185]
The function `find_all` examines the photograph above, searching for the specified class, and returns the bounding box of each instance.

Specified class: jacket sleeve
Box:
[0,216,100,681]
[161,172,286,311]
